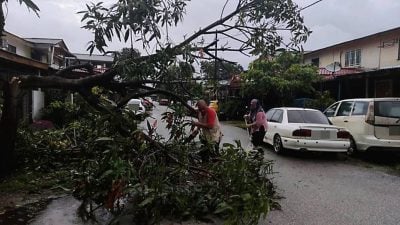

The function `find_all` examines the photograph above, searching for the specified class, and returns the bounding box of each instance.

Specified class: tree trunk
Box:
[0,78,20,178]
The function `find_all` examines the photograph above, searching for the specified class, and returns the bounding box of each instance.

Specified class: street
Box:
[150,104,400,225]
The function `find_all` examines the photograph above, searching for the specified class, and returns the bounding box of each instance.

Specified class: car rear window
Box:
[288,110,330,124]
[375,101,400,118]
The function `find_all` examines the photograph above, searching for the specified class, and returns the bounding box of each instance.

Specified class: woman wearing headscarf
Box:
[244,99,268,146]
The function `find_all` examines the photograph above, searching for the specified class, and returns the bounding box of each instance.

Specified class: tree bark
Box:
[0,78,20,178]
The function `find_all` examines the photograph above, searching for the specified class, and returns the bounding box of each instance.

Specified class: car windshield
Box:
[287,110,330,124]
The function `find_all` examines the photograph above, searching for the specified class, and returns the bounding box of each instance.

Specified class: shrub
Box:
[219,99,248,121]
[305,91,336,111]
[40,101,79,128]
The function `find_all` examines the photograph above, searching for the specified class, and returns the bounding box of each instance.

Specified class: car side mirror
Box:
[324,109,335,117]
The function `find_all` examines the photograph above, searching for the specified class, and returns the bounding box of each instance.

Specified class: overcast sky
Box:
[4,0,400,68]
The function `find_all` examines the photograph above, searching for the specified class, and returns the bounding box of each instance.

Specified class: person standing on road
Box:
[244,99,267,146]
[190,99,223,152]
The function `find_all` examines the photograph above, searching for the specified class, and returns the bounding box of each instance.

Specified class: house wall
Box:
[2,32,33,58]
[1,32,51,121]
[378,32,400,69]
[304,29,400,70]
[304,28,400,101]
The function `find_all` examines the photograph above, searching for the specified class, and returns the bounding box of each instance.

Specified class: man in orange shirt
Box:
[190,99,222,151]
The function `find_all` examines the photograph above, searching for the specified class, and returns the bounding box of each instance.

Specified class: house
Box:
[203,74,243,101]
[23,37,75,70]
[303,27,400,100]
[0,31,74,121]
[67,53,114,74]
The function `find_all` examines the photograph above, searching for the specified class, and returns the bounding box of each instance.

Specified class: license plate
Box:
[389,126,400,136]
[319,131,331,139]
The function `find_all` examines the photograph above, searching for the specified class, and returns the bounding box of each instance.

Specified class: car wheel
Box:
[273,134,284,154]
[347,137,357,156]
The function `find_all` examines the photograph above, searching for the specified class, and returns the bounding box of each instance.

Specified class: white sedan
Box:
[263,107,351,154]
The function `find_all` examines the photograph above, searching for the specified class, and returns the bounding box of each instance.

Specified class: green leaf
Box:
[139,196,155,207]
[18,0,40,17]
[124,29,130,42]
[214,202,233,214]
[241,193,252,201]
[95,137,114,142]
[100,170,113,179]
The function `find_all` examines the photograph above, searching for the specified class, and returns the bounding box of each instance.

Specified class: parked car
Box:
[125,99,146,115]
[324,98,400,154]
[141,97,154,110]
[159,99,169,106]
[264,107,351,154]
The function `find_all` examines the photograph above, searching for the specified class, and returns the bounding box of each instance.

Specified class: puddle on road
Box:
[30,196,111,225]
[0,196,111,225]
[1,195,216,225]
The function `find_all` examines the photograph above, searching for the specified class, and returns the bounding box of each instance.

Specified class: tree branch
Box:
[55,63,94,78]
[19,68,117,89]
[202,50,238,65]
[139,131,216,178]
[174,2,255,50]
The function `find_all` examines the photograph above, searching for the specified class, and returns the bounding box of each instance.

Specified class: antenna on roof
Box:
[325,62,341,73]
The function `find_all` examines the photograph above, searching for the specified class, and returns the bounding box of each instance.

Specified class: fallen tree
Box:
[0,0,310,223]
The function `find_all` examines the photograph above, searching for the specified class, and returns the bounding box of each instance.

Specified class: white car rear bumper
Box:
[356,135,400,151]
[282,137,350,152]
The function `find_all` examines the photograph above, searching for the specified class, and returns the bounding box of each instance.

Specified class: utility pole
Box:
[214,30,218,100]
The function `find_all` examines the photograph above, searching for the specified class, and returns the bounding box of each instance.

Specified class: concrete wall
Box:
[32,90,45,120]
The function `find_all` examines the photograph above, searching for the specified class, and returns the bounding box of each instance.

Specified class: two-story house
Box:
[303,27,400,100]
[0,31,74,121]
[24,37,75,70]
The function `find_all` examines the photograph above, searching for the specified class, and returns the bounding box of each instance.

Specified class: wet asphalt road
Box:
[150,104,400,225]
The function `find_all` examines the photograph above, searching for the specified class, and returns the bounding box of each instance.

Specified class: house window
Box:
[0,38,9,50]
[311,58,320,67]
[345,49,361,67]
[7,44,16,54]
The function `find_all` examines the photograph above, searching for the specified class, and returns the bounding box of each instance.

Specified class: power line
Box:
[299,0,324,11]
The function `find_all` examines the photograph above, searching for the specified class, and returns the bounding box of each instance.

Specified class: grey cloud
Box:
[4,0,400,68]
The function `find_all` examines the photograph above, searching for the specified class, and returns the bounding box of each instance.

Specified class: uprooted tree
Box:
[0,0,310,223]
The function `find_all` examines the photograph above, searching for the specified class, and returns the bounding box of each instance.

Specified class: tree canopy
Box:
[241,51,320,107]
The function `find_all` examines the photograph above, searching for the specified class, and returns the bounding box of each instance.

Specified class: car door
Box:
[324,102,340,118]
[347,101,370,139]
[268,109,284,138]
[331,101,354,129]
[264,109,276,144]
